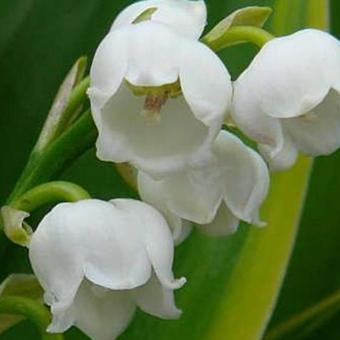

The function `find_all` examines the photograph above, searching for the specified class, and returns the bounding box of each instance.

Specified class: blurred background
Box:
[0,0,339,339]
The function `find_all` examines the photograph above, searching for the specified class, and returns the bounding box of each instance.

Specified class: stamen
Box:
[141,94,168,124]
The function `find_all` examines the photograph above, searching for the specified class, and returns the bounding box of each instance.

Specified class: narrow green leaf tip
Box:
[35,56,89,153]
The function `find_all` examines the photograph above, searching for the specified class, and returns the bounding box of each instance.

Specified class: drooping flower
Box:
[88,10,232,176]
[232,29,340,170]
[112,0,207,40]
[138,131,270,241]
[29,199,185,340]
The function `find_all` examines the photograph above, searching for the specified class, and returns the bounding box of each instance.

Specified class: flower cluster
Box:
[19,0,340,339]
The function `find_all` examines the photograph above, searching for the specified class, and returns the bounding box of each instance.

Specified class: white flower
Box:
[112,0,207,40]
[88,18,232,176]
[232,29,340,170]
[29,199,185,340]
[138,131,270,242]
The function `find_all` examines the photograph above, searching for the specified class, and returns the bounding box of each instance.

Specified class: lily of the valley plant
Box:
[0,0,339,339]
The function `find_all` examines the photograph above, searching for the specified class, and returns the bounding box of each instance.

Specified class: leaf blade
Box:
[206,157,313,340]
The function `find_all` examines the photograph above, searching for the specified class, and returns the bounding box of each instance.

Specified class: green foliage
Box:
[0,274,43,334]
[201,6,273,49]
[0,1,338,340]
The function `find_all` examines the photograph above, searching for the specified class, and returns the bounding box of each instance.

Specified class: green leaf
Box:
[204,157,312,340]
[221,6,272,28]
[302,5,340,338]
[265,289,340,339]
[0,274,43,301]
[0,274,43,334]
[0,296,63,340]
[0,314,23,336]
[265,0,340,339]
[202,6,272,48]
[35,57,88,153]
[271,0,330,34]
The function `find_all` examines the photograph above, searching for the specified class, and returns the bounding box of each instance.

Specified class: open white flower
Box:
[112,0,207,40]
[88,18,232,176]
[29,199,185,340]
[232,29,340,170]
[138,131,270,241]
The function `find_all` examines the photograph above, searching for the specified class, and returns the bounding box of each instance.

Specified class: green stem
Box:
[11,181,91,213]
[265,290,340,340]
[203,25,275,51]
[0,296,63,340]
[7,110,97,204]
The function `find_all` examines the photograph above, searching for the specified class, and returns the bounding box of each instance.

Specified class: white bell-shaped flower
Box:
[138,131,270,241]
[29,199,185,340]
[112,0,207,40]
[232,29,340,170]
[88,19,232,176]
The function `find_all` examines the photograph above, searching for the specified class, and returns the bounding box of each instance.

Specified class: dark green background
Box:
[0,0,339,339]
